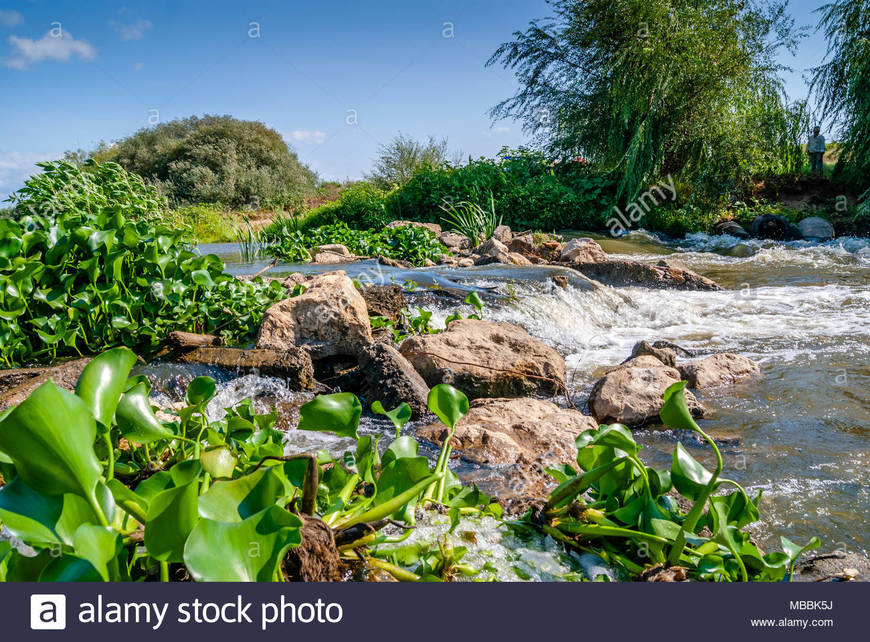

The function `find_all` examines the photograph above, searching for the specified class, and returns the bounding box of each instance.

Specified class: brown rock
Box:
[176,347,314,390]
[566,258,721,290]
[678,353,761,388]
[312,244,356,264]
[0,358,91,409]
[589,362,707,427]
[476,237,509,258]
[627,340,676,367]
[256,273,373,359]
[360,284,405,322]
[492,225,513,243]
[400,319,566,400]
[507,252,533,266]
[560,237,608,264]
[168,331,220,349]
[440,231,471,251]
[417,397,597,467]
[358,343,430,417]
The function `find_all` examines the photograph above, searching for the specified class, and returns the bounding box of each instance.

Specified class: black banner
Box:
[4,582,863,640]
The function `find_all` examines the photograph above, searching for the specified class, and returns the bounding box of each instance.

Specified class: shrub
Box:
[304,182,393,229]
[162,203,238,243]
[73,115,318,210]
[0,162,285,366]
[366,133,450,188]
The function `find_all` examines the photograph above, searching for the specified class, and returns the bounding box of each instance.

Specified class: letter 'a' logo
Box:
[30,594,67,630]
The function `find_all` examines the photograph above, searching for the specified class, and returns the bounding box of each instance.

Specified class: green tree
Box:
[811,0,870,207]
[487,0,805,204]
[366,133,450,188]
[69,115,318,210]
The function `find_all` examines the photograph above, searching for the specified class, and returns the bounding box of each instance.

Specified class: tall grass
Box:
[231,215,267,261]
[439,192,502,246]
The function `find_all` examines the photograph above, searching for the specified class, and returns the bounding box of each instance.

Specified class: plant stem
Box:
[103,432,114,481]
[160,561,169,582]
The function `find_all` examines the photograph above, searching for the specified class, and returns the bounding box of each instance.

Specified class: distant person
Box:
[807,126,826,175]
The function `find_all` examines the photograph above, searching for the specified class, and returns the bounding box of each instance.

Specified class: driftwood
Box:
[167,331,220,349]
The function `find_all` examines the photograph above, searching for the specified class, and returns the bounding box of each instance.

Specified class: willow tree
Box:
[812,0,870,207]
[488,0,805,204]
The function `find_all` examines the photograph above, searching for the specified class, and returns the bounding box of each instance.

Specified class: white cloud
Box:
[289,130,327,144]
[0,151,61,200]
[5,30,96,70]
[0,10,23,27]
[111,18,152,41]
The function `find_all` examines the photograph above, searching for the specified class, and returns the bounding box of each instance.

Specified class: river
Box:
[193,231,870,579]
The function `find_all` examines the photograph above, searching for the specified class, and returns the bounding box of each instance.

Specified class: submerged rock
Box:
[176,347,315,390]
[257,273,373,360]
[798,216,835,241]
[569,257,721,290]
[417,397,596,467]
[400,319,566,400]
[678,353,761,389]
[357,343,430,417]
[713,220,750,238]
[749,214,802,240]
[589,360,707,426]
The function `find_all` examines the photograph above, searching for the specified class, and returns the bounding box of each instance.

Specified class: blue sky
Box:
[0,0,832,200]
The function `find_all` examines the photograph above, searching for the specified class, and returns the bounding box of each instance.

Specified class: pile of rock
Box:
[587,340,762,427]
[711,215,835,242]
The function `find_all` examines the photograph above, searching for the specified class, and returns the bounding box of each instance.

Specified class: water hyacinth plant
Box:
[0,348,496,582]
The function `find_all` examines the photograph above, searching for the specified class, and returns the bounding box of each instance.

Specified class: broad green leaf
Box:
[372,400,412,431]
[0,382,102,503]
[427,384,469,429]
[186,376,217,405]
[72,524,120,581]
[201,447,238,479]
[40,555,103,582]
[74,347,138,428]
[382,435,419,467]
[144,461,201,562]
[659,381,699,432]
[671,442,713,501]
[183,505,302,582]
[197,467,288,522]
[575,423,639,455]
[298,392,361,438]
[0,478,103,547]
[115,382,175,444]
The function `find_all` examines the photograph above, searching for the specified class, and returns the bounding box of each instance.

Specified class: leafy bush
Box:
[264,222,446,266]
[366,133,450,188]
[74,115,318,210]
[6,159,166,222]
[0,350,496,582]
[303,182,393,230]
[0,162,285,366]
[162,203,238,243]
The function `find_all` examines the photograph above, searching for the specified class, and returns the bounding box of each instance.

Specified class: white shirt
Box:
[808,134,826,153]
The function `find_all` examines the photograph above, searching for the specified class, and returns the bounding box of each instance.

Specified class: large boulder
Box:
[417,397,597,467]
[798,216,835,241]
[176,347,315,390]
[589,360,707,426]
[357,343,430,417]
[475,237,509,258]
[560,237,608,264]
[400,319,566,400]
[492,225,513,244]
[678,353,761,389]
[570,258,721,290]
[256,273,372,359]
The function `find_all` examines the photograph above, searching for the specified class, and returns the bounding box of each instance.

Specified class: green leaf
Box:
[575,423,639,455]
[198,467,289,522]
[72,524,121,581]
[186,376,217,406]
[183,505,302,581]
[382,435,419,467]
[298,393,362,438]
[659,381,699,432]
[372,400,412,431]
[427,384,469,429]
[670,443,713,501]
[0,382,102,504]
[464,291,485,312]
[74,347,138,428]
[144,461,201,562]
[201,447,238,479]
[0,478,104,547]
[115,382,175,444]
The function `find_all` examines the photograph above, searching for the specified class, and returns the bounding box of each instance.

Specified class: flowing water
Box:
[192,233,870,578]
